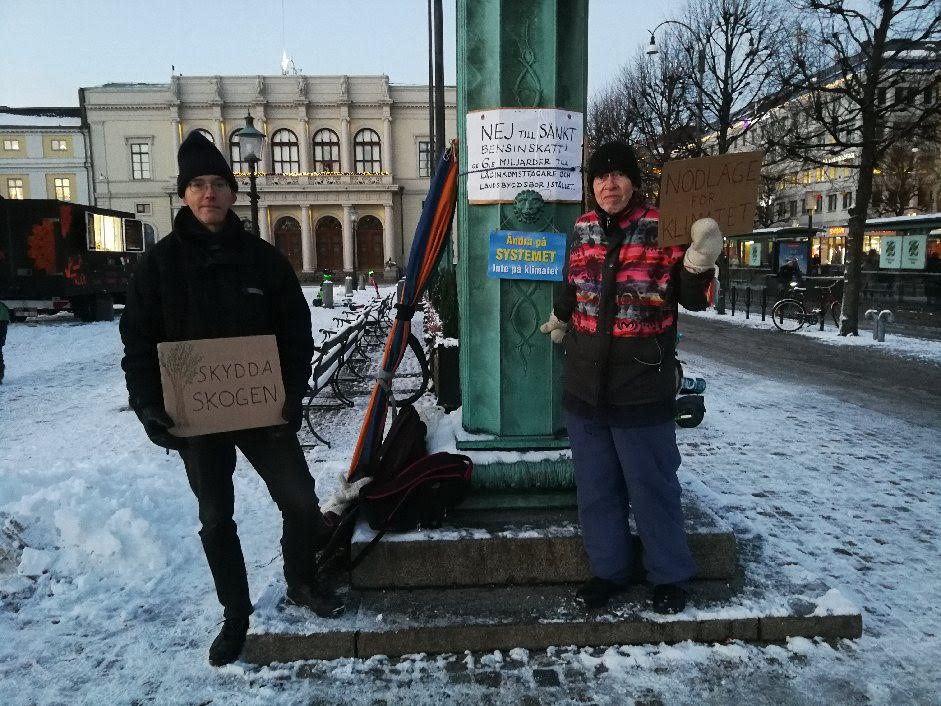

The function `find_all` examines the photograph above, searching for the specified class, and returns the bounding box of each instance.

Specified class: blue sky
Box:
[1,0,683,107]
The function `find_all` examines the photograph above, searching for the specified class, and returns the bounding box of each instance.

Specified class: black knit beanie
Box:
[586,142,642,188]
[176,130,239,197]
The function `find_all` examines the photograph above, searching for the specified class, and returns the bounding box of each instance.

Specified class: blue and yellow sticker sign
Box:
[487,230,566,281]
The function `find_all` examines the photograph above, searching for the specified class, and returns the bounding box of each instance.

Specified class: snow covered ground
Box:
[1,286,939,705]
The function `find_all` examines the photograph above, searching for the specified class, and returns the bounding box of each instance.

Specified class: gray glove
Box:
[684,218,723,273]
[539,312,569,344]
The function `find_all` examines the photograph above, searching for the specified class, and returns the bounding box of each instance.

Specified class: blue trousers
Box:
[566,410,697,586]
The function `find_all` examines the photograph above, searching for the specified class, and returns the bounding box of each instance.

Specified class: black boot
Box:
[652,584,688,614]
[208,616,250,666]
[576,576,628,610]
[286,580,343,617]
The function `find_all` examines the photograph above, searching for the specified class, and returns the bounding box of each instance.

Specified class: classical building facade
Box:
[0,108,92,204]
[80,75,456,275]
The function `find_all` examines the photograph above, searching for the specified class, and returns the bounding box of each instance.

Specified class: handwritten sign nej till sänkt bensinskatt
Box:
[157,334,286,437]
[658,151,765,246]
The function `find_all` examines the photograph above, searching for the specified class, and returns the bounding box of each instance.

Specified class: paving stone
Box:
[533,668,561,687]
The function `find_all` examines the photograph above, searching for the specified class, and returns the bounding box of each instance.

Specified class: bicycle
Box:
[771,280,843,332]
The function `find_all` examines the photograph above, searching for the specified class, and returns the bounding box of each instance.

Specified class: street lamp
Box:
[646,19,707,154]
[238,114,265,237]
[348,205,359,278]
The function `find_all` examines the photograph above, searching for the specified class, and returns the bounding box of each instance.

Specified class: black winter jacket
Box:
[119,208,314,422]
[554,207,713,410]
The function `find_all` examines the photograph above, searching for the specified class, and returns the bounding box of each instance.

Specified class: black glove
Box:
[136,405,187,451]
[281,398,304,433]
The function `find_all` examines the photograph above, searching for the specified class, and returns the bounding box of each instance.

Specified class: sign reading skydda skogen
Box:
[659,151,765,246]
[466,108,583,203]
[157,335,286,437]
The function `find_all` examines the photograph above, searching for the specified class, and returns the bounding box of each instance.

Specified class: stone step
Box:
[243,573,862,665]
[350,496,737,589]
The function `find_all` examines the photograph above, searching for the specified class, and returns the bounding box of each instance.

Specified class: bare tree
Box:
[677,0,789,154]
[871,139,939,215]
[774,0,940,334]
[586,83,639,155]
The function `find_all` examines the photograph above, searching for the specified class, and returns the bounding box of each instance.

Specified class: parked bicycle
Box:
[771,280,843,332]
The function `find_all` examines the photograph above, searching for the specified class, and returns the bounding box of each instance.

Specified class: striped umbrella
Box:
[346,141,459,482]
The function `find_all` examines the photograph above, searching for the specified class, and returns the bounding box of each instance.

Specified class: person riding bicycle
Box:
[778,257,805,288]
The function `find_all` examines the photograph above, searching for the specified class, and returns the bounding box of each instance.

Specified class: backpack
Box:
[360,452,473,532]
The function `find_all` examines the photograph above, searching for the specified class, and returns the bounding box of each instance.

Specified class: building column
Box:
[213,113,224,148]
[301,204,315,271]
[383,203,396,264]
[258,204,271,244]
[171,118,182,153]
[340,116,352,172]
[299,117,311,173]
[382,115,393,174]
[342,204,354,271]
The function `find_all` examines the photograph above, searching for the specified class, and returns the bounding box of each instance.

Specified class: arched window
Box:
[229,129,247,173]
[274,216,302,271]
[191,128,214,143]
[271,129,299,174]
[313,128,341,172]
[354,128,381,173]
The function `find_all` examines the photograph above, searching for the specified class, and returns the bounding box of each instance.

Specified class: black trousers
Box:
[180,426,328,619]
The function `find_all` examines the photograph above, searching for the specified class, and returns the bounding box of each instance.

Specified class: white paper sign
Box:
[465,108,583,203]
[900,234,927,270]
[880,236,902,269]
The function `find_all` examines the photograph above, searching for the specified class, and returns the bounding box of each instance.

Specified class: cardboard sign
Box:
[157,335,286,437]
[659,151,765,246]
[487,230,566,281]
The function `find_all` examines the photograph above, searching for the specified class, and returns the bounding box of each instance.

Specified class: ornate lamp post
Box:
[348,205,359,278]
[238,114,265,237]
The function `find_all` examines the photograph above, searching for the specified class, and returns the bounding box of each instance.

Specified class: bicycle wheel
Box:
[771,299,806,331]
[391,332,430,406]
[829,299,842,327]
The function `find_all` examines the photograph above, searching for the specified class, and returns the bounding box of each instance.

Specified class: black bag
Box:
[360,452,473,531]
[374,404,427,480]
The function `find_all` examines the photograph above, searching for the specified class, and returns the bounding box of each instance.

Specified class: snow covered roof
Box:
[0,107,81,128]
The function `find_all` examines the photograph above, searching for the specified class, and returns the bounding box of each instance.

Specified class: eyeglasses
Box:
[186,179,230,193]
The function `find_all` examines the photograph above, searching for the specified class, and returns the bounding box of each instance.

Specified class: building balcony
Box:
[235,173,393,189]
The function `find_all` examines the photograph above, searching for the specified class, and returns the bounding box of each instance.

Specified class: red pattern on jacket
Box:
[568,205,684,337]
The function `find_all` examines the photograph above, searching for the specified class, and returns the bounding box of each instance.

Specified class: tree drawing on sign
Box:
[159,344,202,429]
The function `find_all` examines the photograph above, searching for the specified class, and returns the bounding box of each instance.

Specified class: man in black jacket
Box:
[120,131,336,667]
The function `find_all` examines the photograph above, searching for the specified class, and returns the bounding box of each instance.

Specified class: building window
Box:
[418,140,432,177]
[827,194,838,212]
[2,139,20,151]
[54,177,72,201]
[130,142,151,180]
[50,139,69,151]
[136,203,151,215]
[191,128,214,143]
[229,129,246,172]
[7,178,24,199]
[788,201,797,217]
[842,192,853,210]
[313,129,340,172]
[271,129,299,174]
[354,128,382,173]
[925,86,936,105]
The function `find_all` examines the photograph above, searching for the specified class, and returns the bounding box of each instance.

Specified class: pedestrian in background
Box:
[540,141,722,614]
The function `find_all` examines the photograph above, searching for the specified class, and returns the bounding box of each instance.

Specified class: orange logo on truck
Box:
[65,255,87,286]
[27,220,57,273]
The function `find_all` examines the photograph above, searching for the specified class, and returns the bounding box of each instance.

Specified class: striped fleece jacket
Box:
[554,203,713,408]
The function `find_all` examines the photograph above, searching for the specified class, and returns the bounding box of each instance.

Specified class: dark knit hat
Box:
[586,141,642,188]
[176,130,238,197]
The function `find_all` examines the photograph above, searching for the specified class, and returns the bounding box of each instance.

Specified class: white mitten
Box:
[684,217,723,273]
[320,473,372,516]
[539,312,569,344]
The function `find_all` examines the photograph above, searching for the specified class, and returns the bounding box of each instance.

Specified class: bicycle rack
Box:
[865,309,894,341]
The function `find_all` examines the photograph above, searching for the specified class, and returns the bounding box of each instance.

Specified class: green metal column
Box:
[456,0,588,482]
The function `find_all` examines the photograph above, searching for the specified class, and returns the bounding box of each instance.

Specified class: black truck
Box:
[0,198,147,321]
